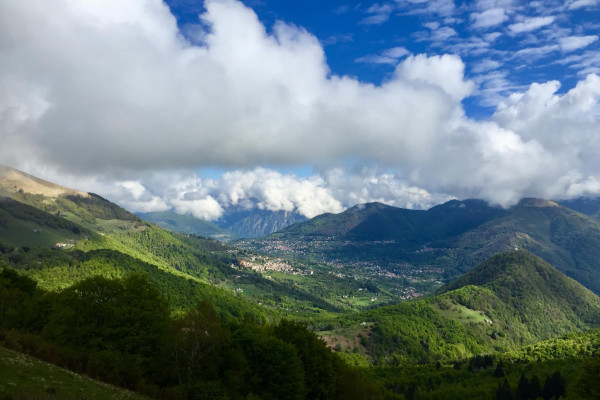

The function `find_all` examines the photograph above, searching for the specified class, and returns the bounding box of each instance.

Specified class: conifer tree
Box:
[496,379,513,400]
[494,361,505,378]
[516,373,529,400]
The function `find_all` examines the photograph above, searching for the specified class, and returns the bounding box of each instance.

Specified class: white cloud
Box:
[567,0,598,10]
[508,16,555,34]
[431,26,459,41]
[361,3,394,25]
[383,46,411,58]
[559,35,599,51]
[172,196,224,220]
[355,46,410,65]
[395,54,475,100]
[492,74,600,199]
[471,58,501,73]
[2,0,600,214]
[470,8,509,29]
[514,45,558,59]
[398,0,456,18]
[484,32,502,42]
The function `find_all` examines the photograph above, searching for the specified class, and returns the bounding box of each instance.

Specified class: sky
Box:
[1,0,600,220]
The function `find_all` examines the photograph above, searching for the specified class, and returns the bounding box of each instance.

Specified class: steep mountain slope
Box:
[218,207,306,238]
[137,210,237,241]
[0,165,88,199]
[452,199,600,292]
[246,198,600,295]
[138,207,306,240]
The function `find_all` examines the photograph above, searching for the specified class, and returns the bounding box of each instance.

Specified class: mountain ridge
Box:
[245,196,600,296]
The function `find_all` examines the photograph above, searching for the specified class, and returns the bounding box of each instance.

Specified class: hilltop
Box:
[321,251,600,364]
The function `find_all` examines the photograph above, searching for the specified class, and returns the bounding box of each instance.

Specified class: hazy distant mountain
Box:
[559,197,600,219]
[139,208,306,239]
[137,211,237,241]
[216,207,306,238]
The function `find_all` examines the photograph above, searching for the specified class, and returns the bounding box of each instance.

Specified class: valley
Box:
[1,166,600,399]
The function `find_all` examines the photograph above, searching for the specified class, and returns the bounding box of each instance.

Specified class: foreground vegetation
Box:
[0,345,149,400]
[0,269,380,399]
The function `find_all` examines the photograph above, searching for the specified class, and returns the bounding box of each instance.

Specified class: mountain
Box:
[279,199,505,243]
[136,211,237,241]
[321,251,600,364]
[244,197,600,296]
[452,198,600,293]
[217,207,306,238]
[439,251,600,341]
[558,196,600,219]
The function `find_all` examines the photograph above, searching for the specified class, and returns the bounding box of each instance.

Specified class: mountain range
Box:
[2,164,600,399]
[244,197,600,296]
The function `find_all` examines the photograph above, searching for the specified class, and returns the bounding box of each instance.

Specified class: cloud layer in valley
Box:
[1,0,600,219]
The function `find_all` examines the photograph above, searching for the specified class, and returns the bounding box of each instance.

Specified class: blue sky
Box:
[1,0,600,219]
[166,0,600,119]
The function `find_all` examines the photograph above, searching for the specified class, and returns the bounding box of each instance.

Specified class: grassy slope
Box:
[0,345,149,400]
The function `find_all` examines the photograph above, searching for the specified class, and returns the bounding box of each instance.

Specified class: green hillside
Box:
[319,251,600,365]
[278,199,505,243]
[0,345,150,400]
[3,165,600,400]
[453,199,600,293]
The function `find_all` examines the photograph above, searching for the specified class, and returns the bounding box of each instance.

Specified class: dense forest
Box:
[0,269,380,399]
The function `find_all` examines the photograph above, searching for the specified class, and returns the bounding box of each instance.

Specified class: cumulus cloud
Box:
[91,167,450,220]
[1,0,600,216]
[492,74,600,199]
